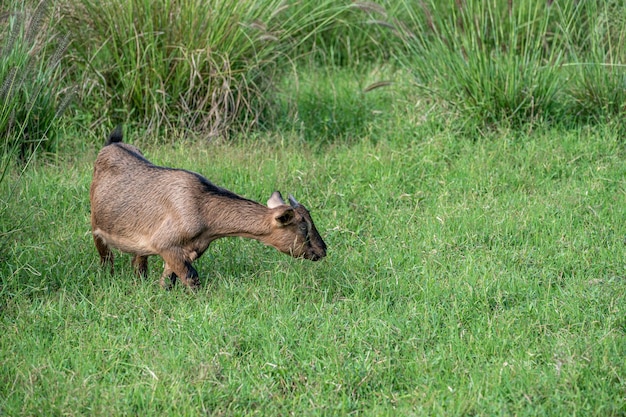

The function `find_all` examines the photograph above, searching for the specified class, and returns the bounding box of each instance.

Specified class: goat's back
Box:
[90,142,214,253]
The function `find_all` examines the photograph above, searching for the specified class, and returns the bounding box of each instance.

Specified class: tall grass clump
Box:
[1,0,72,160]
[64,0,357,138]
[0,0,72,256]
[392,0,569,128]
[286,1,406,67]
[565,0,626,122]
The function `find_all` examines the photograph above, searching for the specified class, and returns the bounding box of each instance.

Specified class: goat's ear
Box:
[274,207,295,226]
[267,191,286,208]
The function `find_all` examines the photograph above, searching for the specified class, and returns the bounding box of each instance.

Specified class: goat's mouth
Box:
[305,249,326,262]
[287,244,326,261]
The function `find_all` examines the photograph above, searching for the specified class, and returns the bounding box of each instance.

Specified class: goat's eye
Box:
[299,223,308,233]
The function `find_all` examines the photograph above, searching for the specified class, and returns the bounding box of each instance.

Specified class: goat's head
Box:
[266,191,327,261]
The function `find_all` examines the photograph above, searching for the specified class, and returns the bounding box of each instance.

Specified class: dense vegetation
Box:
[1,0,625,415]
[3,0,626,147]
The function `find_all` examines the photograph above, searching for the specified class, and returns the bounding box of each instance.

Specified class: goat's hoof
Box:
[187,280,201,291]
[159,278,175,291]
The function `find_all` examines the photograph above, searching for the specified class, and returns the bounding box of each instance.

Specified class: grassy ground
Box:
[2,1,625,414]
[1,119,625,415]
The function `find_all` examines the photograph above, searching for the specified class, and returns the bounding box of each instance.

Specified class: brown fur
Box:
[89,128,327,290]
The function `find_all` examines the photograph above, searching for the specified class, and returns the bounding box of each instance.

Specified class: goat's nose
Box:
[314,250,326,261]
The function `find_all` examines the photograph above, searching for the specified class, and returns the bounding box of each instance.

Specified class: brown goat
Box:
[89,128,327,289]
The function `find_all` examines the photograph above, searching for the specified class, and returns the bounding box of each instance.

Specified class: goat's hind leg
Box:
[94,234,114,275]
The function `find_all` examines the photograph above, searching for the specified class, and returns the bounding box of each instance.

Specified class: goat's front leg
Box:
[159,249,200,290]
[160,263,177,290]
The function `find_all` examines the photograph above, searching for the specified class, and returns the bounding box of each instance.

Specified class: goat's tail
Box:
[105,125,123,145]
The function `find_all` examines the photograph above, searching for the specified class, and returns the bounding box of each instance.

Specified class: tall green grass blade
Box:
[564,0,626,121]
[394,0,568,128]
[0,0,73,255]
[65,0,382,138]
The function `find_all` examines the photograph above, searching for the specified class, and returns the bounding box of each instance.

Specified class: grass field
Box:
[1,119,625,415]
[2,0,626,415]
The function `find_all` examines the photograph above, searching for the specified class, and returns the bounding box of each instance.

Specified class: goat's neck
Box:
[203,195,274,241]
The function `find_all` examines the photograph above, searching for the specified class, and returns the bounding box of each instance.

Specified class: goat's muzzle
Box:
[305,240,327,261]
[307,252,325,262]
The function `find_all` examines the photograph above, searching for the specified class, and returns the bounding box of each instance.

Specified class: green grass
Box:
[565,0,626,121]
[392,0,568,127]
[272,65,395,143]
[391,0,626,127]
[6,0,626,145]
[2,1,626,414]
[1,0,72,158]
[1,122,625,415]
[62,0,362,136]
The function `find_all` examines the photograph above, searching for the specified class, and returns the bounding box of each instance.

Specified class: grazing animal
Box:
[89,128,327,289]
